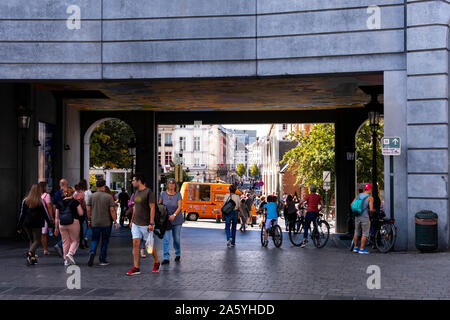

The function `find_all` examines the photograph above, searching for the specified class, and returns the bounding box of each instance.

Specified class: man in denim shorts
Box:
[352,184,374,254]
[126,173,159,275]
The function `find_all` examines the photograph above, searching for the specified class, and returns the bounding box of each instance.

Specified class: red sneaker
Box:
[152,262,160,273]
[126,267,141,276]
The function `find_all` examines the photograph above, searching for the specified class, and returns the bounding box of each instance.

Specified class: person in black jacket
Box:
[17,184,53,265]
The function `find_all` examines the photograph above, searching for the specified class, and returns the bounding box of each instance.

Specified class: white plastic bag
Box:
[145,231,154,254]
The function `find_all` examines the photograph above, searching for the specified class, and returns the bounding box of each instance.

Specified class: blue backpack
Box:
[351,194,369,216]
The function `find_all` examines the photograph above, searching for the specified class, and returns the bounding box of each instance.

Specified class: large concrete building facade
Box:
[0,0,449,251]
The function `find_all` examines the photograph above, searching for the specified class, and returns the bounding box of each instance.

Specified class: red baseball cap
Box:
[364,183,373,191]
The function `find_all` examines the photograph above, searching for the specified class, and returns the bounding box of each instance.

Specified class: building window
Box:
[158,152,161,165]
[158,134,161,147]
[165,133,172,146]
[282,124,288,130]
[179,137,186,152]
[193,137,200,151]
[179,125,186,128]
[194,158,200,166]
[165,152,172,165]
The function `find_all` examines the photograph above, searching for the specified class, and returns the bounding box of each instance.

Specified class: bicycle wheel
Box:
[312,220,330,249]
[272,225,283,248]
[289,217,304,246]
[260,225,268,247]
[375,222,396,253]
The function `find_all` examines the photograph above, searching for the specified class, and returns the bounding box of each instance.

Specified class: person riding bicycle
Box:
[263,195,278,242]
[298,185,324,248]
[351,183,374,254]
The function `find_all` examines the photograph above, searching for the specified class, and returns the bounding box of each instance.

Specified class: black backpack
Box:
[144,189,169,239]
[59,200,74,225]
[221,195,236,217]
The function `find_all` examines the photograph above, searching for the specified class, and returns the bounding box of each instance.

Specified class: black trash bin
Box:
[415,210,438,252]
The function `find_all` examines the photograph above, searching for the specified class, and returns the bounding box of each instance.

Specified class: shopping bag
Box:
[145,231,154,254]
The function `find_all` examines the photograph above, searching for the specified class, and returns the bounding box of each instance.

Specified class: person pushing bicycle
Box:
[298,185,324,248]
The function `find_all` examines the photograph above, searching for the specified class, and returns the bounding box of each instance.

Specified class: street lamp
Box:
[17,105,31,129]
[360,85,383,212]
[17,105,32,201]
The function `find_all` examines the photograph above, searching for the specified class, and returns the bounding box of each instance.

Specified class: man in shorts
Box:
[126,173,159,275]
[352,184,374,254]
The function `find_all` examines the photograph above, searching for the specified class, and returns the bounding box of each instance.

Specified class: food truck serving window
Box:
[188,184,211,202]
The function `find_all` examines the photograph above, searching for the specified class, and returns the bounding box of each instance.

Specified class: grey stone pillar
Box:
[406,0,450,250]
[63,104,81,186]
[384,70,408,250]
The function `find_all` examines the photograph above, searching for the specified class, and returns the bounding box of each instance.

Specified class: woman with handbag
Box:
[159,178,183,264]
[17,184,53,265]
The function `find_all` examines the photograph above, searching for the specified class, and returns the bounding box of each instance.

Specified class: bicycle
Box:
[350,210,397,253]
[260,217,283,248]
[288,212,330,248]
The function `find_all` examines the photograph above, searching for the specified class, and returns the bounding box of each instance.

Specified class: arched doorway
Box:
[83,118,136,191]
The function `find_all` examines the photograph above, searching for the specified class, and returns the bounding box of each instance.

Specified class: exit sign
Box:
[382,137,401,156]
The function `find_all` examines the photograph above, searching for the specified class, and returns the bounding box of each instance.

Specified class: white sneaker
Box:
[64,260,69,266]
[227,239,232,248]
[66,254,76,265]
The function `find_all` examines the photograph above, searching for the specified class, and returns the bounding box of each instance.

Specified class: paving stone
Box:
[2,225,450,300]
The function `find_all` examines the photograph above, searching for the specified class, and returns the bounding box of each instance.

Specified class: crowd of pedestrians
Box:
[17,173,185,275]
[17,172,376,274]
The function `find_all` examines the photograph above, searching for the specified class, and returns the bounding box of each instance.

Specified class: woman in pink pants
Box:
[54,187,84,266]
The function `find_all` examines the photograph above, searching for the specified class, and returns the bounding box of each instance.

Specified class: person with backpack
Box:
[159,178,183,265]
[17,184,53,265]
[126,173,160,275]
[86,179,118,267]
[54,187,84,265]
[351,184,374,254]
[222,185,241,248]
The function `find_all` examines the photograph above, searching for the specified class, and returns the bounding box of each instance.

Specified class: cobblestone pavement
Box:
[1,221,450,300]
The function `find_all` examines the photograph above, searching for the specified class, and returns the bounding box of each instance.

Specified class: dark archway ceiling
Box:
[34,73,383,111]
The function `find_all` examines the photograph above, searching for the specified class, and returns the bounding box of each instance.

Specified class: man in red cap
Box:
[351,184,374,254]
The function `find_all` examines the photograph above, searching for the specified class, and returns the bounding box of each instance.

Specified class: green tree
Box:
[281,121,385,197]
[250,164,260,178]
[237,163,246,177]
[90,120,135,169]
[281,124,335,197]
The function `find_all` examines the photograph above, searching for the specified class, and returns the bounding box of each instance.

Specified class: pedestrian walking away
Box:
[54,187,84,266]
[118,187,130,227]
[17,184,53,265]
[298,185,324,248]
[351,184,374,254]
[51,178,69,258]
[127,173,159,276]
[39,181,54,256]
[160,178,183,264]
[86,179,118,267]
[74,184,87,249]
[223,185,241,248]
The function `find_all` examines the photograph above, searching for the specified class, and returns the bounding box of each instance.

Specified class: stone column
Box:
[406,0,450,250]
[384,70,408,250]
